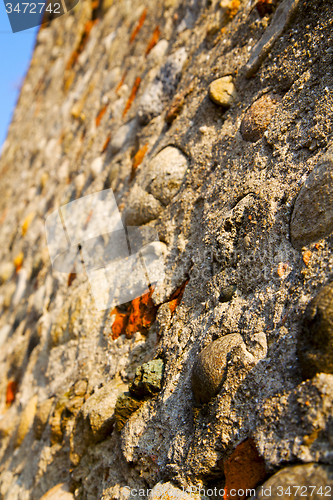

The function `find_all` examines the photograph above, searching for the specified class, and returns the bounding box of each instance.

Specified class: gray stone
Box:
[191,334,255,404]
[245,0,300,78]
[298,281,333,379]
[129,359,164,397]
[147,146,189,205]
[252,463,333,499]
[291,149,333,249]
[138,48,187,124]
[70,380,126,465]
[122,185,164,225]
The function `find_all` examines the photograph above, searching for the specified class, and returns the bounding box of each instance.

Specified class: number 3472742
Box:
[5,2,60,13]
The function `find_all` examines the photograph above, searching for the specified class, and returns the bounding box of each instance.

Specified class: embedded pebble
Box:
[191,334,254,404]
[209,76,237,109]
[0,324,11,349]
[219,284,236,303]
[138,48,187,124]
[298,281,333,379]
[148,39,169,62]
[123,185,164,225]
[240,93,281,142]
[251,463,333,499]
[147,146,189,205]
[290,149,333,249]
[129,359,164,397]
[148,482,194,500]
[12,268,28,307]
[245,0,300,78]
[39,483,74,500]
[114,392,143,431]
[0,262,14,284]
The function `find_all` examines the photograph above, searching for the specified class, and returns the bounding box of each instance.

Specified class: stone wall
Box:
[0,0,333,499]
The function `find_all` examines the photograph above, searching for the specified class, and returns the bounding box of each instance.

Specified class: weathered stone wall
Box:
[0,0,333,499]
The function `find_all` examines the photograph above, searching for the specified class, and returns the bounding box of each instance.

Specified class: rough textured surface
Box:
[0,0,333,498]
[291,148,333,249]
[298,281,333,379]
[252,463,333,499]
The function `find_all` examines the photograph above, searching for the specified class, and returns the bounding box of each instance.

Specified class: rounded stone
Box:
[123,185,164,225]
[209,76,237,109]
[147,146,189,206]
[298,281,333,379]
[39,483,74,500]
[219,285,236,303]
[290,149,333,249]
[252,463,333,499]
[191,333,249,404]
[240,92,281,142]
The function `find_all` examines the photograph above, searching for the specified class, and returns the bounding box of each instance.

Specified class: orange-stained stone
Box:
[165,80,195,124]
[110,288,158,339]
[303,250,312,266]
[223,438,267,500]
[22,212,35,236]
[130,8,147,44]
[102,135,111,153]
[168,280,189,315]
[95,104,108,127]
[110,311,129,340]
[123,77,141,117]
[131,144,148,180]
[145,26,160,56]
[6,381,18,405]
[14,252,24,272]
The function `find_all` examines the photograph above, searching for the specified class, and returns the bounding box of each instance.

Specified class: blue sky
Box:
[0,3,38,148]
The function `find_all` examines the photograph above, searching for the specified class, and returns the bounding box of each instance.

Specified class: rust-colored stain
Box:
[130,8,147,44]
[6,381,18,405]
[95,103,108,127]
[131,144,148,180]
[303,250,312,266]
[66,20,97,71]
[116,71,127,94]
[145,26,160,56]
[110,287,158,340]
[102,135,111,153]
[123,77,141,117]
[68,272,76,287]
[165,79,195,124]
[256,0,277,17]
[168,280,189,315]
[223,438,267,500]
[14,252,24,272]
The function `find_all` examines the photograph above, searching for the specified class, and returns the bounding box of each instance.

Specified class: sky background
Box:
[0,3,38,149]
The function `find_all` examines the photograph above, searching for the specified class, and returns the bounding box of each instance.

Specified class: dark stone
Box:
[219,285,236,303]
[129,359,164,398]
[298,281,333,379]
